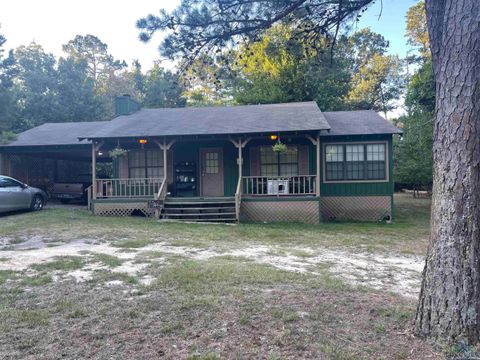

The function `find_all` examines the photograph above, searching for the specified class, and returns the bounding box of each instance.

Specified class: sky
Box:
[0,0,419,71]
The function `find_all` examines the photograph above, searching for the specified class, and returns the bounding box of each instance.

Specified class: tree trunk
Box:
[415,0,480,343]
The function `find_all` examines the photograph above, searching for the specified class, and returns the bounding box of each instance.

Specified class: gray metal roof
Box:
[322,110,402,136]
[83,102,330,139]
[1,122,106,147]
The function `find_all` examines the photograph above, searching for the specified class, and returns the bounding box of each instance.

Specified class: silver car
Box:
[0,175,47,213]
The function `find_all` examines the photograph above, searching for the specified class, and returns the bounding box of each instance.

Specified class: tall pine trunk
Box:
[415,0,480,343]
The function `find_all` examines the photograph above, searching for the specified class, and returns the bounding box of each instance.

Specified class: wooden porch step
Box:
[160,218,237,223]
[164,202,235,207]
[165,197,234,204]
[163,212,236,218]
[163,206,235,212]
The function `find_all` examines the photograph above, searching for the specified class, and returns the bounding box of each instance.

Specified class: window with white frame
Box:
[128,149,164,178]
[325,144,344,180]
[260,146,298,177]
[325,143,387,181]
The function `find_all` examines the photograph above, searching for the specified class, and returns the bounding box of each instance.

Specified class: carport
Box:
[0,122,107,194]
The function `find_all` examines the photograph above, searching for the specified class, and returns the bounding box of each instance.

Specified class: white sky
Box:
[0,0,180,70]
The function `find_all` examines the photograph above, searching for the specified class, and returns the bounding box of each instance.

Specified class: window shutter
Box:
[249,146,260,176]
[298,145,310,175]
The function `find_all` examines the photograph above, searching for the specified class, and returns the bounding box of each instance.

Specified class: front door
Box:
[200,148,224,197]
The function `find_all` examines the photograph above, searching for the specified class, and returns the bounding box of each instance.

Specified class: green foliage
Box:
[108,147,128,159]
[394,112,433,186]
[347,53,403,115]
[227,25,351,110]
[405,60,435,114]
[394,10,435,188]
[346,29,404,115]
[143,64,186,108]
[405,1,430,62]
[272,141,288,153]
[62,34,126,88]
[0,131,16,145]
[0,30,17,134]
[137,0,374,62]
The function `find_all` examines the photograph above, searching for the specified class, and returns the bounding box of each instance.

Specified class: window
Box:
[0,177,22,188]
[260,146,298,177]
[367,144,386,180]
[128,149,164,178]
[346,145,364,180]
[325,143,387,181]
[325,145,344,180]
[205,152,219,174]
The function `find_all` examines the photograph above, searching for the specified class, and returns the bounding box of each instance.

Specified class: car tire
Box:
[30,195,45,211]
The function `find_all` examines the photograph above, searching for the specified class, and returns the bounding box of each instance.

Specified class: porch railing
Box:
[95,178,164,198]
[242,175,316,196]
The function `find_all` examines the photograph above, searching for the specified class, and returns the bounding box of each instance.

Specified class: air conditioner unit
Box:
[267,179,289,195]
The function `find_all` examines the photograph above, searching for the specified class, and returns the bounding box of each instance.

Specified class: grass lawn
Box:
[0,194,443,359]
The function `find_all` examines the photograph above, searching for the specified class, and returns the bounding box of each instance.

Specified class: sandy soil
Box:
[0,235,424,297]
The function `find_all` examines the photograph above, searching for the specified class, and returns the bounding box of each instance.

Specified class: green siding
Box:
[320,134,394,197]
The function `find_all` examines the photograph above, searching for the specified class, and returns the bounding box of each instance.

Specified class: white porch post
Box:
[163,137,168,181]
[238,141,243,180]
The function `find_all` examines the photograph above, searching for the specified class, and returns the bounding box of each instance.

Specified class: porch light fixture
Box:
[139,139,148,145]
[270,135,278,141]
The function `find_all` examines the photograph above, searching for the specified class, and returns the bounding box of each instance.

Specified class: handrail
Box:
[85,185,93,211]
[242,175,316,196]
[96,177,163,198]
[155,177,168,201]
[235,176,243,221]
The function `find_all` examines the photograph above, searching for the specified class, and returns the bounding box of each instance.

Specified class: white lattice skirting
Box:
[240,200,320,224]
[93,202,155,217]
[321,196,391,222]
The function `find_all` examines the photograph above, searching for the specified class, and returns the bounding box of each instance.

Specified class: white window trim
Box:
[322,141,390,184]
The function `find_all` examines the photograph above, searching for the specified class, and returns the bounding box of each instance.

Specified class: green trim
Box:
[242,196,320,202]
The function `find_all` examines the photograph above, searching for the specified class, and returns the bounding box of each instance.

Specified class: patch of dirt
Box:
[0,237,424,297]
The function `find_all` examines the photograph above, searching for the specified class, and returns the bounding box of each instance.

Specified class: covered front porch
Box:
[90,133,321,222]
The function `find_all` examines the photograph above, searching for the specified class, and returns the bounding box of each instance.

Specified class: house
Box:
[0,96,402,224]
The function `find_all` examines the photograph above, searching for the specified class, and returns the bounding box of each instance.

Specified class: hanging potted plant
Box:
[109,147,128,159]
[272,139,288,153]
